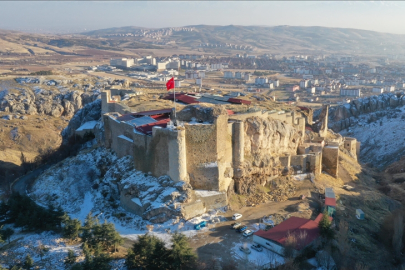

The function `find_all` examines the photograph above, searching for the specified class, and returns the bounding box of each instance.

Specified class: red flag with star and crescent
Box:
[166,77,175,91]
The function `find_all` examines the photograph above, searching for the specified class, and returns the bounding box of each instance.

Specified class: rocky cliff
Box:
[0,87,99,118]
[61,99,103,144]
[324,93,405,132]
[234,116,302,194]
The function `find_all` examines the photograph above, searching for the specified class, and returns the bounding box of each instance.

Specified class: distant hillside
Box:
[82,24,405,55]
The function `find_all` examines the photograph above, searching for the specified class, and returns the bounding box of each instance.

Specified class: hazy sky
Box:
[1,1,405,34]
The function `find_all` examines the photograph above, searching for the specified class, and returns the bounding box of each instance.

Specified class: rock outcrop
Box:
[0,87,99,118]
[61,99,102,144]
[324,93,405,132]
[234,117,302,194]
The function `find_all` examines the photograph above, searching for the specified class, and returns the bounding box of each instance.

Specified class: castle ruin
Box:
[100,89,359,220]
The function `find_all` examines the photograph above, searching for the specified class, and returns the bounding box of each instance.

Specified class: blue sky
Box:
[0,1,405,34]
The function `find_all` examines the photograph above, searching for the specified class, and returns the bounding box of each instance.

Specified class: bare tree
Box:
[283,231,297,259]
[392,211,404,259]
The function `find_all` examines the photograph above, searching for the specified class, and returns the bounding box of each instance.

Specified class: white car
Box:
[243,229,253,237]
[232,213,242,220]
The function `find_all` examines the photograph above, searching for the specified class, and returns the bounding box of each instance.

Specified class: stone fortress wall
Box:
[101,89,359,220]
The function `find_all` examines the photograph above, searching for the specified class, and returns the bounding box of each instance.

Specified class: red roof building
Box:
[227,98,252,105]
[325,197,336,207]
[253,213,332,255]
[164,93,199,104]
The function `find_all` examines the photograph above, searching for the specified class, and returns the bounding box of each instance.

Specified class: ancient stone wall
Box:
[101,90,131,115]
[180,201,206,220]
[344,137,358,159]
[195,190,227,210]
[322,146,339,177]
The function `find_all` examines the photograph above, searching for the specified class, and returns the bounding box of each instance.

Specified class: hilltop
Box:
[2,25,405,57]
[82,24,405,55]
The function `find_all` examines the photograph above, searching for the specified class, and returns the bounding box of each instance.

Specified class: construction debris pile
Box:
[244,177,297,206]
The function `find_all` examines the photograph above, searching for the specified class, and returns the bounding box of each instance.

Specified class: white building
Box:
[185,71,200,79]
[224,71,234,78]
[384,85,395,92]
[273,79,280,87]
[211,63,223,70]
[235,71,244,79]
[307,87,316,94]
[198,71,206,79]
[196,77,202,85]
[340,88,361,97]
[302,75,313,79]
[110,58,134,68]
[175,80,181,88]
[255,77,268,85]
[372,87,384,94]
[244,73,251,81]
[264,83,274,89]
[300,79,309,89]
[156,61,170,71]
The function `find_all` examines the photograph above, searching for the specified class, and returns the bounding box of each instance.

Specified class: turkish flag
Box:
[166,77,175,91]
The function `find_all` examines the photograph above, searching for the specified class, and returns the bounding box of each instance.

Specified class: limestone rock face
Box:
[62,100,75,117]
[61,99,102,143]
[324,93,404,132]
[234,117,302,194]
[244,117,301,164]
[0,86,99,118]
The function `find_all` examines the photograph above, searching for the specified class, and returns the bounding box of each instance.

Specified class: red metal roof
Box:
[253,216,321,250]
[325,197,336,207]
[228,98,252,105]
[176,95,200,104]
[135,118,171,135]
[227,110,235,115]
[164,93,199,104]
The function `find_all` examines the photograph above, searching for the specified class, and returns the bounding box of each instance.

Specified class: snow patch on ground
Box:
[0,229,82,270]
[340,106,405,169]
[30,147,227,247]
[230,241,285,268]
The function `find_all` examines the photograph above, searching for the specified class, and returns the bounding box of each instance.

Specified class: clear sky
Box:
[1,1,405,35]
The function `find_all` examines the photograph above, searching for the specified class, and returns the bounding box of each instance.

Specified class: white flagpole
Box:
[173,78,176,120]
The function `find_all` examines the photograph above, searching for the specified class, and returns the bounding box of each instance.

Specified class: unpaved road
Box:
[12,164,51,195]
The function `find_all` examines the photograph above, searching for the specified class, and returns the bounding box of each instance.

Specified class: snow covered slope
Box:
[29,147,226,241]
[340,106,405,169]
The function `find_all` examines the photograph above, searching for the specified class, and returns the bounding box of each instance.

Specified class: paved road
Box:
[12,164,51,195]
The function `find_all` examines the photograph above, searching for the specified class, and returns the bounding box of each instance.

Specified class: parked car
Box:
[243,229,253,237]
[231,222,242,229]
[194,221,207,230]
[232,213,242,220]
[237,225,247,233]
[251,244,263,252]
[239,246,251,254]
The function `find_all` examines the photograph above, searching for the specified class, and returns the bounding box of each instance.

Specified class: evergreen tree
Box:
[318,211,335,241]
[81,213,97,245]
[168,232,197,270]
[65,249,77,266]
[2,227,14,244]
[23,254,33,270]
[126,233,169,270]
[62,214,82,240]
